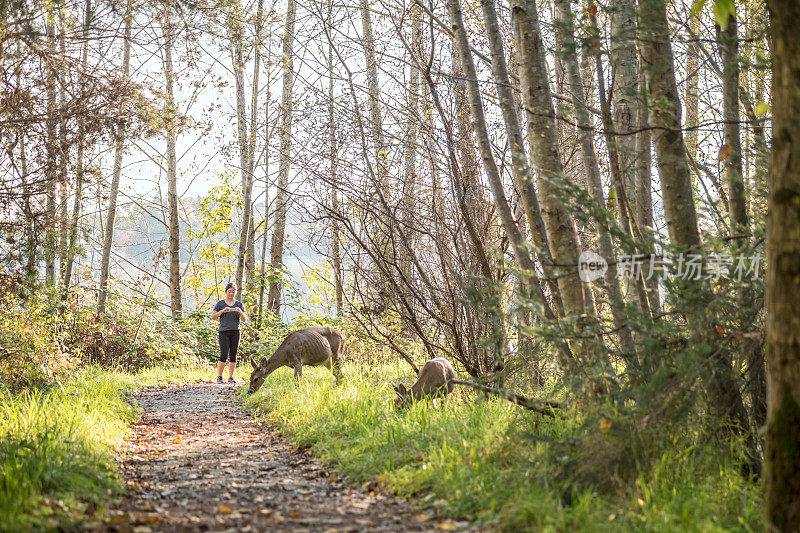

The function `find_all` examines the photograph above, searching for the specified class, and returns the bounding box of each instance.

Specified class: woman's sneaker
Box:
[217,376,224,384]
[228,377,237,385]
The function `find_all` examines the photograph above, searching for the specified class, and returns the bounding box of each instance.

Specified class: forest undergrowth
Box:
[0,290,764,532]
[242,359,762,532]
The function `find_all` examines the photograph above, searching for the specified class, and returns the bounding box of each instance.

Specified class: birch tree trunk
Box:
[267,0,297,316]
[330,1,342,317]
[635,63,660,313]
[163,0,182,317]
[446,0,560,340]
[44,5,57,286]
[609,0,639,224]
[480,0,563,315]
[717,14,748,233]
[62,0,92,299]
[57,6,69,287]
[230,0,252,294]
[98,1,131,314]
[640,0,756,473]
[509,0,588,320]
[553,0,635,355]
[638,0,700,248]
[685,12,700,159]
[765,0,800,526]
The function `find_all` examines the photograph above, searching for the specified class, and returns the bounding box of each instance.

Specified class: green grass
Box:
[241,362,762,532]
[0,362,212,532]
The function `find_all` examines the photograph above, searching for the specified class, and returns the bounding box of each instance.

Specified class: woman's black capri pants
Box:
[218,330,241,363]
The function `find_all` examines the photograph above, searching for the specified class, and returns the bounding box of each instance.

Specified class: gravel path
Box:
[103,382,468,532]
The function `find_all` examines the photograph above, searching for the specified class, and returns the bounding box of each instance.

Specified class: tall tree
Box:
[609,0,640,227]
[717,12,747,233]
[163,0,182,317]
[765,0,800,528]
[98,1,131,314]
[267,0,297,316]
[685,11,701,160]
[509,0,589,321]
[328,0,343,317]
[62,0,92,298]
[446,0,558,352]
[553,0,635,354]
[358,0,389,193]
[44,3,57,286]
[638,0,700,248]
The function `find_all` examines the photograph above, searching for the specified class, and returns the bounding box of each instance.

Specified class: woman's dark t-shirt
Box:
[214,300,245,331]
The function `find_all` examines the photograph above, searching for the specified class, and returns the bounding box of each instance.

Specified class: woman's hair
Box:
[224,282,236,292]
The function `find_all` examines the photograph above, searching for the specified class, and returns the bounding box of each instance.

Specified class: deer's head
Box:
[393,383,412,410]
[248,357,268,394]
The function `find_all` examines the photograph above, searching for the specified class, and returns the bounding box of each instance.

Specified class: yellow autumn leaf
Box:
[172,437,182,444]
[436,523,457,531]
[218,506,232,514]
[755,101,771,117]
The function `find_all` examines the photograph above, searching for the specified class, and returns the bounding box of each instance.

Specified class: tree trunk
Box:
[163,0,182,317]
[509,0,588,321]
[267,0,297,316]
[609,0,639,226]
[685,12,700,160]
[635,61,660,313]
[45,5,57,286]
[358,0,389,193]
[62,0,92,299]
[640,0,757,473]
[717,14,748,233]
[480,0,563,317]
[98,2,131,314]
[765,0,800,528]
[230,0,252,295]
[638,0,700,249]
[329,0,343,317]
[553,0,635,355]
[57,6,69,288]
[446,0,559,340]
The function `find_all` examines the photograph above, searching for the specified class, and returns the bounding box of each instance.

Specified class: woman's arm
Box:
[236,303,248,322]
[211,306,228,320]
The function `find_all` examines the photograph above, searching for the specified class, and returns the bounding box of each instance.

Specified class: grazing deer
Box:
[394,357,456,409]
[248,327,345,394]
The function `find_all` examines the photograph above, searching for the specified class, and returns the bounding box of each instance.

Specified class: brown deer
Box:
[248,327,345,394]
[394,357,456,409]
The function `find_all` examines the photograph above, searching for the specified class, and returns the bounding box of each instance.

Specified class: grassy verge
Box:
[241,362,762,532]
[0,363,211,532]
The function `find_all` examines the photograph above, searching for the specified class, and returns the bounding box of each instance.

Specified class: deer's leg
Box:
[293,361,303,382]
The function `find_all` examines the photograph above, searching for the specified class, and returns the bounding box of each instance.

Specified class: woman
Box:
[211,282,247,384]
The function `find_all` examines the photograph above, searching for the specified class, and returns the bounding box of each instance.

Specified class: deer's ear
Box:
[250,357,257,369]
[395,384,407,396]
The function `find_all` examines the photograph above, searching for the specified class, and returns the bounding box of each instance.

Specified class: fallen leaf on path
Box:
[436,522,457,530]
[218,506,232,514]
[418,513,431,521]
[172,437,182,444]
[289,511,301,518]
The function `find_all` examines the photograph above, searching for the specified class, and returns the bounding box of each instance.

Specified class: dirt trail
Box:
[108,382,466,532]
